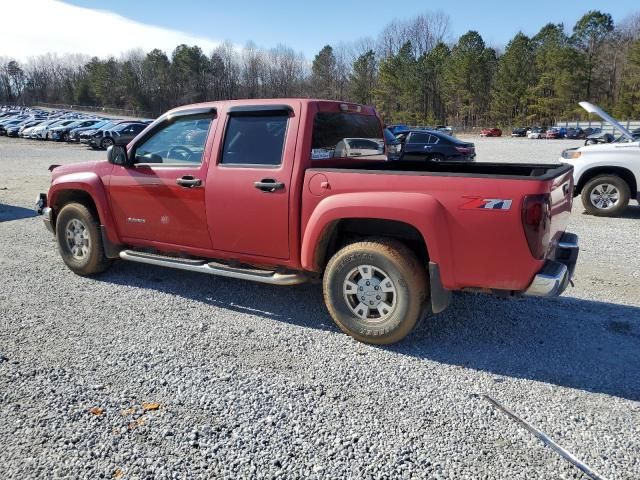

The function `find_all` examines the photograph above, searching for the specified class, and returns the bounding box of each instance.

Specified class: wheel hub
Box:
[65,218,90,259]
[590,184,619,210]
[343,265,397,323]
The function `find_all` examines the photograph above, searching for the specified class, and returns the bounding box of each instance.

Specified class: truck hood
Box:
[579,101,634,141]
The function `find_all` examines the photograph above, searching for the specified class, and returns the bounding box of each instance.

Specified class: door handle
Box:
[254,178,285,192]
[176,175,202,188]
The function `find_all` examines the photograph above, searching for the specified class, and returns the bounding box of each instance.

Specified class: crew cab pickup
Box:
[36,99,579,344]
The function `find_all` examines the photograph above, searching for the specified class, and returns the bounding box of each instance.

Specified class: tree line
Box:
[1,10,639,127]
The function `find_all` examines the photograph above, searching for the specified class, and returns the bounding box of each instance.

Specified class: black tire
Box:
[101,137,114,149]
[581,175,630,217]
[55,202,112,276]
[323,239,428,345]
[430,154,444,162]
[62,132,69,142]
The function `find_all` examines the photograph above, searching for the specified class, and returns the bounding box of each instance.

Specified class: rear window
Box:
[311,112,384,161]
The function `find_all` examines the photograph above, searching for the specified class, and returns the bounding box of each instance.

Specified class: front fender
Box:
[48,172,119,244]
[301,191,456,286]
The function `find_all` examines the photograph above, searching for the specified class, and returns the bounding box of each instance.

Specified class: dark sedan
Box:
[90,122,148,149]
[396,130,475,162]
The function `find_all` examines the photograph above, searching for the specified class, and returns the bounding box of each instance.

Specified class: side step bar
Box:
[119,250,307,286]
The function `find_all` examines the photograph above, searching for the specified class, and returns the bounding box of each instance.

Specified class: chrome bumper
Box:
[35,193,54,234]
[524,232,579,297]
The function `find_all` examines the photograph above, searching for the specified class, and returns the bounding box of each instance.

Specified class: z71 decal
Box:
[461,198,513,210]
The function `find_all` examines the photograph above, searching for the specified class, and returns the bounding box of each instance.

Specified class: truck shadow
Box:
[0,203,37,222]
[99,262,640,401]
[580,204,640,219]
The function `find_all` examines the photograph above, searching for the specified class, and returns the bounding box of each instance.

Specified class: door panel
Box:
[109,165,211,248]
[206,103,299,260]
[108,114,215,249]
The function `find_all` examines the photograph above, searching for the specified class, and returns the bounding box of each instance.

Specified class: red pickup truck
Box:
[36,99,579,344]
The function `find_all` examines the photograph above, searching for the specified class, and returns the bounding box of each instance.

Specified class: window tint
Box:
[408,132,430,144]
[311,112,384,160]
[427,134,439,145]
[134,115,213,165]
[221,115,287,166]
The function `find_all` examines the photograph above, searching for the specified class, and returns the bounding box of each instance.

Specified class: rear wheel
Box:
[323,239,428,345]
[55,202,112,276]
[581,175,630,217]
[430,154,444,162]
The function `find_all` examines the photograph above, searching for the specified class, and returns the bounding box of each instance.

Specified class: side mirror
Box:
[107,145,131,166]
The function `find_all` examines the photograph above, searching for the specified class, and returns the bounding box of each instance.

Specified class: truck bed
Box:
[302,160,574,292]
[309,160,573,180]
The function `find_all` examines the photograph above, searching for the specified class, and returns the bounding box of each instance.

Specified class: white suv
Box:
[560,102,639,217]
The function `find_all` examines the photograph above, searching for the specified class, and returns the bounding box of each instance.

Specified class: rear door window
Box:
[220,115,288,167]
[407,132,430,144]
[311,112,384,161]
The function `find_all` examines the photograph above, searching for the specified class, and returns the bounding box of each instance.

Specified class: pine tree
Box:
[349,50,377,105]
[490,33,536,125]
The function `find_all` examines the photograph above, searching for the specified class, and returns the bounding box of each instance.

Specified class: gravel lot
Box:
[1,136,639,479]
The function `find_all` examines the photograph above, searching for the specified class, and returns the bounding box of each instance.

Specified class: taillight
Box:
[455,146,474,154]
[521,194,551,259]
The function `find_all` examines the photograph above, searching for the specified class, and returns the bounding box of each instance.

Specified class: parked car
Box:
[89,122,148,149]
[560,101,640,217]
[68,120,109,142]
[434,125,454,136]
[36,99,578,345]
[6,118,45,137]
[511,127,528,137]
[527,128,546,139]
[585,130,614,145]
[50,119,102,142]
[545,128,564,139]
[384,128,402,161]
[565,127,586,139]
[480,127,502,137]
[31,119,77,139]
[0,118,26,135]
[396,130,475,162]
[387,124,410,135]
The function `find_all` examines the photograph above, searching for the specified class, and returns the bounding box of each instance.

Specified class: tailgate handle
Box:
[254,178,285,192]
[562,183,570,195]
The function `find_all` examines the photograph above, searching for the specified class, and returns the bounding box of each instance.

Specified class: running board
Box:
[119,250,307,286]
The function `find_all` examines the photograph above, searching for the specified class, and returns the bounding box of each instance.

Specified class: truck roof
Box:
[165,98,378,116]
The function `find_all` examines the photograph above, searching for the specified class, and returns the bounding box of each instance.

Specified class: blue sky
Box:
[62,0,638,56]
[2,1,638,60]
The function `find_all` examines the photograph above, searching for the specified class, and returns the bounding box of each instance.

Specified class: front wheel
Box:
[323,239,428,345]
[55,203,112,276]
[581,175,630,217]
[101,137,114,149]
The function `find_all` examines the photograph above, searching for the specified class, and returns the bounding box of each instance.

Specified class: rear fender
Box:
[48,172,120,244]
[301,192,456,286]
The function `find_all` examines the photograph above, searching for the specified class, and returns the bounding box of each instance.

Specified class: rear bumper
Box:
[524,232,579,297]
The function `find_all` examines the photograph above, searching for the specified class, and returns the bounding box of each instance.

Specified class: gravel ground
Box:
[0,136,639,479]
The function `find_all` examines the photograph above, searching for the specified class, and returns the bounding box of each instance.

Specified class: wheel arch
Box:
[312,218,430,273]
[576,166,637,195]
[48,174,120,245]
[300,192,454,286]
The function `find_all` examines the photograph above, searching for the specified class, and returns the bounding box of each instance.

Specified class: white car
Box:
[560,102,639,217]
[527,128,546,139]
